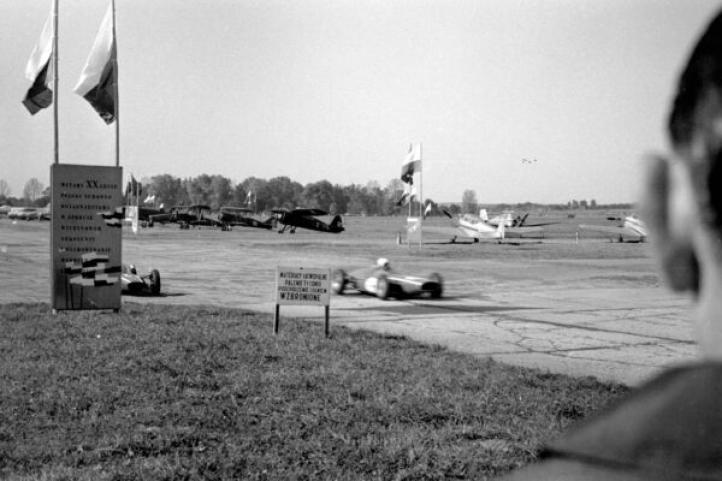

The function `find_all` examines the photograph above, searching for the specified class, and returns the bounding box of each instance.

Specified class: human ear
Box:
[641,155,700,293]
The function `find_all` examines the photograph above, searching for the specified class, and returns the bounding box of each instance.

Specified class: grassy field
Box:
[1,302,628,481]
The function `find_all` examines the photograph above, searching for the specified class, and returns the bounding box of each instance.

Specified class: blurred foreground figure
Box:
[502,10,722,481]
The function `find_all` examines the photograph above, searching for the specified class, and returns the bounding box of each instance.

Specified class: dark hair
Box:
[668,11,722,232]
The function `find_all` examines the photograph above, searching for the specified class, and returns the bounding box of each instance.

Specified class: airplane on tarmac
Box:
[422,210,506,243]
[578,214,648,242]
[148,204,225,229]
[481,209,530,228]
[130,206,165,227]
[217,206,274,230]
[272,208,344,234]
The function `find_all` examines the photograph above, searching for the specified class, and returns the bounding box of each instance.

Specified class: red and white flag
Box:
[22,9,54,115]
[74,3,117,124]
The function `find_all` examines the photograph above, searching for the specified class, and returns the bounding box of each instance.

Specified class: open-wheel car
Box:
[121,264,161,295]
[331,258,443,300]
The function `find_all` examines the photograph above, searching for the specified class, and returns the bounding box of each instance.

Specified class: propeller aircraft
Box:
[272,208,344,234]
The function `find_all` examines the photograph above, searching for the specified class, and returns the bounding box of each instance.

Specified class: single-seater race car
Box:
[332,258,443,300]
[121,264,161,295]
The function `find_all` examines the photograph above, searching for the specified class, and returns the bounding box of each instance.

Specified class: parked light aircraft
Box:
[217,206,274,230]
[578,215,648,242]
[421,210,506,243]
[149,205,225,229]
[481,209,529,228]
[131,206,165,226]
[272,208,344,234]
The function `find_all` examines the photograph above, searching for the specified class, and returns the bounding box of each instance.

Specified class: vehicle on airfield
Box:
[424,209,545,243]
[148,204,225,229]
[272,208,344,234]
[578,214,648,242]
[217,206,275,230]
[121,264,161,295]
[7,206,47,220]
[332,258,443,300]
[481,209,530,228]
[132,206,166,227]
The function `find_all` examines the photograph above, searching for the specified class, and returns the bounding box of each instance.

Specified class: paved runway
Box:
[0,219,696,386]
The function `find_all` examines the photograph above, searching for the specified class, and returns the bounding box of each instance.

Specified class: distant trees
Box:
[0,179,10,198]
[23,178,44,203]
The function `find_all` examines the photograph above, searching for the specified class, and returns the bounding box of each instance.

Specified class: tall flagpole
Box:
[53,0,59,164]
[112,0,119,167]
[419,142,423,249]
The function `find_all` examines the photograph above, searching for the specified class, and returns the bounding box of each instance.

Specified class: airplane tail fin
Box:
[330,214,344,232]
[479,208,488,222]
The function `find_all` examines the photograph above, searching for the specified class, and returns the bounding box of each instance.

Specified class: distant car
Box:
[332,258,443,300]
[121,264,161,295]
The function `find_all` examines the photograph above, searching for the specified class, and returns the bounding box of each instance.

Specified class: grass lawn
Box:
[0,303,628,480]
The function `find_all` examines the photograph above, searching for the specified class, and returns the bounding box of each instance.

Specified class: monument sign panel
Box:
[50,164,123,310]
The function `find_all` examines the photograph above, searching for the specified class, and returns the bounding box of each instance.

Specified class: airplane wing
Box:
[578,224,644,241]
[422,225,478,242]
[291,208,328,217]
[505,226,544,238]
[221,206,252,214]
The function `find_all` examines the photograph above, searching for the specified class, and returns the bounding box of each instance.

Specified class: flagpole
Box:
[52,0,59,164]
[112,0,119,167]
[419,142,423,249]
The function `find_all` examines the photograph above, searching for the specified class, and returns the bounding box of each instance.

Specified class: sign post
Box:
[275,266,331,337]
[50,164,123,311]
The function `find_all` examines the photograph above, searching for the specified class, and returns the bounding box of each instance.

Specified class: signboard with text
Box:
[51,164,123,310]
[276,266,331,306]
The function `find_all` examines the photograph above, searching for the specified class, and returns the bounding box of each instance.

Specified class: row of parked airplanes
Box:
[123,204,649,242]
[133,205,345,234]
[1,202,648,242]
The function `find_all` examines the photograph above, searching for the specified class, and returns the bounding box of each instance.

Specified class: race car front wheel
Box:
[149,269,161,295]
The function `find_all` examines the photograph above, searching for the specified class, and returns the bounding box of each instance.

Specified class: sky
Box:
[1,0,720,204]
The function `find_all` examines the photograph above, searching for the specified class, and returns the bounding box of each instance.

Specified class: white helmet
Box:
[376,257,390,270]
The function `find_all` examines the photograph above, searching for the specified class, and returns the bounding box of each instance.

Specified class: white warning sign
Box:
[276,267,331,306]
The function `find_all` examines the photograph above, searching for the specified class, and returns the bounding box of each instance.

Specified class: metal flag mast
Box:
[112,0,119,167]
[419,142,423,249]
[52,0,59,164]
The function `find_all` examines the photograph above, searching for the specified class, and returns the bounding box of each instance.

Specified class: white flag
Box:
[22,9,54,114]
[75,3,117,123]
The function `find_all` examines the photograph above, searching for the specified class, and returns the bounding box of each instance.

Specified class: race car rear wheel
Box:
[429,273,443,299]
[331,269,347,294]
[149,269,161,295]
[376,274,390,300]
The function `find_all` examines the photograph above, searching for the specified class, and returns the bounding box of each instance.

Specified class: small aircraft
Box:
[148,204,225,229]
[579,215,648,242]
[217,206,274,230]
[481,209,530,228]
[421,210,506,243]
[272,208,344,234]
[125,205,166,227]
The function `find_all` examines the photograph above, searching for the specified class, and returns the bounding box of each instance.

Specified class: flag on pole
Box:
[396,183,417,207]
[74,3,117,124]
[400,143,422,184]
[22,9,54,115]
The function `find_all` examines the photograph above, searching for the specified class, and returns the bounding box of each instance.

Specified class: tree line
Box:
[0,174,634,215]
